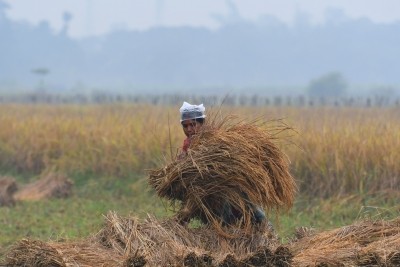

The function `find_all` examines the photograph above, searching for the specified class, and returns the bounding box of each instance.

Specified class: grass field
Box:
[0,104,399,258]
[1,172,397,257]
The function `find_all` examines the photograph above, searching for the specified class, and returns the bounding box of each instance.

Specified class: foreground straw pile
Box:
[149,115,296,232]
[4,212,286,266]
[292,217,400,266]
[3,212,400,266]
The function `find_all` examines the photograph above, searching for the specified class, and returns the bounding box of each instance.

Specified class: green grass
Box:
[0,173,399,258]
[278,194,399,241]
[0,173,169,257]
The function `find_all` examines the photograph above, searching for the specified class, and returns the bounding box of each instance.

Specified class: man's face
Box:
[181,119,203,138]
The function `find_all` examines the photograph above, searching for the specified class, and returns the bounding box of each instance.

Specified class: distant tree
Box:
[308,72,347,98]
[370,85,396,97]
[31,68,50,91]
[370,85,396,106]
[60,11,73,36]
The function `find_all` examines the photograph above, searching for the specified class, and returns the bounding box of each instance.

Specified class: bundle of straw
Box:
[4,238,170,267]
[14,172,73,201]
[5,239,126,267]
[0,176,18,206]
[290,217,400,266]
[4,212,400,266]
[358,231,400,265]
[149,115,296,232]
[5,239,66,266]
[96,211,281,266]
[4,211,282,266]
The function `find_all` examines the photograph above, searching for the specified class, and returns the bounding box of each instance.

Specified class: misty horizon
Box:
[1,0,399,98]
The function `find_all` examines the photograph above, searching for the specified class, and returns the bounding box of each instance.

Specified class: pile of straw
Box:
[149,115,296,232]
[5,239,126,267]
[14,172,73,201]
[97,211,282,266]
[4,212,400,266]
[4,211,288,267]
[0,176,18,206]
[290,217,400,266]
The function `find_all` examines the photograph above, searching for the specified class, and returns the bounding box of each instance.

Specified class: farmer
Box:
[178,102,267,226]
[178,101,206,158]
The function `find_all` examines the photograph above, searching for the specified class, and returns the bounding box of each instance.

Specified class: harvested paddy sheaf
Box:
[5,239,125,267]
[149,115,296,234]
[290,217,400,266]
[3,213,400,266]
[0,176,18,206]
[4,212,285,267]
[97,211,280,266]
[14,172,73,201]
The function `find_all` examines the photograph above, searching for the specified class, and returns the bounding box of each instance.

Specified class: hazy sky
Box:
[3,0,400,38]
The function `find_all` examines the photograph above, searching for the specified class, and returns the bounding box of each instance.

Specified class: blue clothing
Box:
[221,201,266,225]
[252,205,267,223]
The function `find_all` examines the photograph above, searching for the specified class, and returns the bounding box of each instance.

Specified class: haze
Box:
[1,0,399,97]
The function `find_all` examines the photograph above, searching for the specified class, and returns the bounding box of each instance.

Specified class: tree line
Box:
[0,92,398,107]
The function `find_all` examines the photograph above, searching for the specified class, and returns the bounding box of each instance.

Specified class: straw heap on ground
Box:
[14,172,73,201]
[4,212,400,266]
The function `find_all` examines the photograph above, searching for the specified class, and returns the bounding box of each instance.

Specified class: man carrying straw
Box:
[149,101,296,234]
[177,102,267,226]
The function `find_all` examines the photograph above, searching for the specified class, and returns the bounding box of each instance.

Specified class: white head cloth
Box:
[179,101,206,122]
